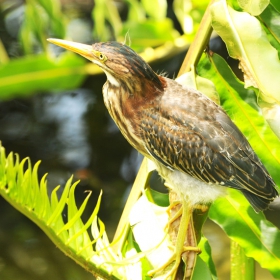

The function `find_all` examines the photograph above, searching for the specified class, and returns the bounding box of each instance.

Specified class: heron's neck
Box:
[104,71,120,87]
[103,68,166,98]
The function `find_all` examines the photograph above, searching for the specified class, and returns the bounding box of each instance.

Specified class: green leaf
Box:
[259,3,280,44]
[173,0,208,35]
[237,0,269,15]
[36,0,66,38]
[197,52,280,187]
[0,53,87,100]
[92,0,122,41]
[126,0,146,22]
[19,0,66,53]
[66,182,94,258]
[0,144,120,279]
[192,256,215,280]
[141,0,167,20]
[197,237,218,280]
[148,188,169,207]
[270,0,280,12]
[0,39,9,64]
[121,19,178,50]
[211,1,280,104]
[209,189,280,278]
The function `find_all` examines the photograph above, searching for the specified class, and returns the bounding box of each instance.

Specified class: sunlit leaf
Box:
[0,144,121,279]
[129,193,172,270]
[0,53,88,100]
[126,0,146,22]
[0,39,9,64]
[173,0,208,36]
[237,0,269,15]
[121,19,179,50]
[66,182,93,258]
[211,1,280,104]
[210,189,280,278]
[121,231,148,280]
[260,103,280,139]
[141,0,167,20]
[92,0,122,41]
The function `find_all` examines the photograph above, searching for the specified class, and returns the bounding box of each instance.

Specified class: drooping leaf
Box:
[209,189,280,278]
[211,1,280,104]
[0,53,91,100]
[197,52,280,186]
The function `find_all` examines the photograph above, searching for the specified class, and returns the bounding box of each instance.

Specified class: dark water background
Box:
[0,1,278,279]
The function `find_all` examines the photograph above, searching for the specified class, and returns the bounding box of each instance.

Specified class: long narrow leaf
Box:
[210,189,280,278]
[0,53,90,100]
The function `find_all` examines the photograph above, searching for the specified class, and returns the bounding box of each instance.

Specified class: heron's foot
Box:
[148,245,201,279]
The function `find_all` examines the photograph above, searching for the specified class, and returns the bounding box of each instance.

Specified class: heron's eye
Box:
[99,53,107,61]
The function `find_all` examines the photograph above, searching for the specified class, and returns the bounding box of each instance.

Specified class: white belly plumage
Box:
[155,161,227,206]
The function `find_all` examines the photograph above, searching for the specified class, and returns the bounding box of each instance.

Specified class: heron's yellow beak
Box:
[47,38,94,61]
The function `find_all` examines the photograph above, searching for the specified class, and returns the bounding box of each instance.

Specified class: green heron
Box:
[48,38,278,277]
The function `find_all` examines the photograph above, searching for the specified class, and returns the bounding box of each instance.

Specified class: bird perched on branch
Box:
[48,38,278,277]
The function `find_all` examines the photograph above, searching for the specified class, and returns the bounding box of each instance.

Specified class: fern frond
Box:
[0,143,126,280]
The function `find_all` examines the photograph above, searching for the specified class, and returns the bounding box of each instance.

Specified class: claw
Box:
[164,203,182,231]
[148,245,200,279]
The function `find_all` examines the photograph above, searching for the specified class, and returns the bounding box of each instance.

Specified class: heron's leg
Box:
[148,198,200,280]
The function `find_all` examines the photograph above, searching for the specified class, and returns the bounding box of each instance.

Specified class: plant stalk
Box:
[230,240,255,280]
[178,0,217,77]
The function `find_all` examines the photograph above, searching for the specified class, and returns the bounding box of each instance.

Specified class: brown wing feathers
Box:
[139,78,278,211]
